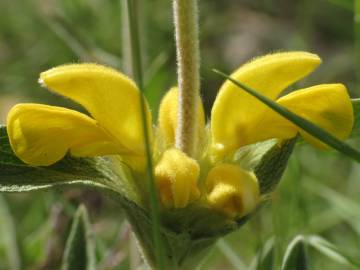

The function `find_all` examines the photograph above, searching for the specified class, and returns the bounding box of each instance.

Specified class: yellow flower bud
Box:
[206,164,259,217]
[155,148,200,208]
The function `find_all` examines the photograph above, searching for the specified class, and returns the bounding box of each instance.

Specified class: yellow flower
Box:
[6,52,353,218]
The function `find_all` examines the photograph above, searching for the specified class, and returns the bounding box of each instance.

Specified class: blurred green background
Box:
[0,0,359,269]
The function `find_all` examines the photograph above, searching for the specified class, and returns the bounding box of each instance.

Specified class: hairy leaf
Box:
[0,125,141,204]
[255,139,296,194]
[234,138,296,194]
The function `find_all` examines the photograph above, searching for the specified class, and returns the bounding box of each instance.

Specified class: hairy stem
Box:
[173,0,201,157]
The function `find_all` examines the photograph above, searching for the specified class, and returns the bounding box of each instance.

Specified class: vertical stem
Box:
[355,0,360,94]
[296,0,314,49]
[126,1,165,269]
[121,0,132,76]
[173,0,201,157]
[122,0,147,76]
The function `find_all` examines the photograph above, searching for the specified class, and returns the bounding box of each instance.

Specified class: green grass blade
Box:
[217,239,248,269]
[305,180,360,235]
[126,1,165,269]
[325,0,353,11]
[307,235,360,269]
[213,69,360,163]
[62,205,95,270]
[282,235,360,270]
[281,236,309,270]
[0,195,21,270]
[355,0,360,93]
[249,238,275,270]
[350,99,360,138]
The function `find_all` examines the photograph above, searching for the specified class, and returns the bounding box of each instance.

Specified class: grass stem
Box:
[355,0,360,95]
[126,1,165,269]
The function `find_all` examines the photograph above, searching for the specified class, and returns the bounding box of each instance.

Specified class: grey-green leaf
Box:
[255,139,296,194]
[0,125,156,266]
[234,138,296,195]
[0,123,102,190]
[62,205,95,270]
[0,125,141,205]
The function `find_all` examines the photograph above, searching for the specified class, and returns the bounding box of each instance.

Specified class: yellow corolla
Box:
[6,52,353,218]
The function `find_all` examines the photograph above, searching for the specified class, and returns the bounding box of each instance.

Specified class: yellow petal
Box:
[40,63,152,156]
[211,52,321,157]
[154,148,200,208]
[237,84,353,147]
[158,88,178,145]
[158,87,206,152]
[278,84,353,147]
[206,164,259,217]
[7,104,120,166]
